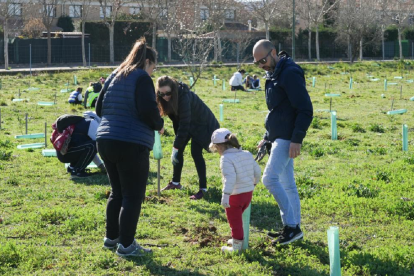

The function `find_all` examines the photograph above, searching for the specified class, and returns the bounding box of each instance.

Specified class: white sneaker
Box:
[227,238,233,245]
[221,239,243,254]
[116,240,152,257]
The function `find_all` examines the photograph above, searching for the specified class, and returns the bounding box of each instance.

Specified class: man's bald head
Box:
[253,39,276,54]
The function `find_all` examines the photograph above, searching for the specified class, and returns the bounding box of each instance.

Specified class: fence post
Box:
[30,44,32,76]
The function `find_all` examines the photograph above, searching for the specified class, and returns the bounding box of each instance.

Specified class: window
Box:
[159,8,167,19]
[100,6,112,18]
[410,14,414,25]
[224,9,234,20]
[200,9,209,20]
[129,7,140,15]
[44,5,56,17]
[8,3,22,16]
[69,5,82,18]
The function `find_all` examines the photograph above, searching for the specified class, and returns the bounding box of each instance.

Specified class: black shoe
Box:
[271,225,303,245]
[71,169,93,179]
[267,228,284,239]
[67,166,74,174]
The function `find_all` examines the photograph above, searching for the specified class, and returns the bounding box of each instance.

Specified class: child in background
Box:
[68,87,83,104]
[209,128,261,253]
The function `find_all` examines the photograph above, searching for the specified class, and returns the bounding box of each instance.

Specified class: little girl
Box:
[210,128,261,253]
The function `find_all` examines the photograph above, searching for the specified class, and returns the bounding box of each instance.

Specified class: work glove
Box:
[221,193,230,208]
[171,147,179,166]
[255,140,271,162]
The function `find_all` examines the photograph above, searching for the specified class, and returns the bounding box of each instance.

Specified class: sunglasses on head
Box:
[158,91,172,97]
[253,50,273,66]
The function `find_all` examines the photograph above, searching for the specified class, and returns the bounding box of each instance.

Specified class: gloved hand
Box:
[171,147,179,166]
[221,193,230,208]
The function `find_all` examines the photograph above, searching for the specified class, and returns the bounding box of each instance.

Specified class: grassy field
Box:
[1,61,414,275]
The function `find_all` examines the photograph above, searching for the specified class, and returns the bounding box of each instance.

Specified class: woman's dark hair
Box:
[116,37,157,78]
[238,69,246,74]
[76,87,82,92]
[156,76,179,116]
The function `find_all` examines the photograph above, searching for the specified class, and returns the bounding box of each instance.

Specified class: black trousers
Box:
[56,140,97,172]
[231,85,245,91]
[98,139,149,247]
[172,136,207,189]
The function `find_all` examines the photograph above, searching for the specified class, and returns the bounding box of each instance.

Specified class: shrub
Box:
[351,123,366,133]
[369,124,385,133]
[344,181,379,198]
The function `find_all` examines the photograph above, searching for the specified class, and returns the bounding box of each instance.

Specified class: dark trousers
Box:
[172,136,207,189]
[97,139,149,247]
[56,140,97,172]
[231,85,245,91]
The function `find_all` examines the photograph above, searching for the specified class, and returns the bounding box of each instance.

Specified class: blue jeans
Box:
[262,139,301,228]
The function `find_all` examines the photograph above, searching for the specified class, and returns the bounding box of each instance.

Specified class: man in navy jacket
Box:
[253,40,313,245]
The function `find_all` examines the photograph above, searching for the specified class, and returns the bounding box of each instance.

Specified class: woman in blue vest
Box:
[95,38,164,257]
[156,76,220,200]
[68,87,83,104]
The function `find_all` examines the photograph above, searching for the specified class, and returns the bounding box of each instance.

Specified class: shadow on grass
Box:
[71,173,110,185]
[129,256,205,276]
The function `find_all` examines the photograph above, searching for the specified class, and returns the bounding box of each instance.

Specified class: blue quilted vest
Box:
[96,69,155,149]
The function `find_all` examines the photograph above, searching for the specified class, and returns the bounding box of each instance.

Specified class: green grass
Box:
[1,61,414,275]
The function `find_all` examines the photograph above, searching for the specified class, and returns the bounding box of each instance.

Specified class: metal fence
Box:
[1,38,414,67]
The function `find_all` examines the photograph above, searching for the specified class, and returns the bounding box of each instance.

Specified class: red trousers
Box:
[225,191,253,240]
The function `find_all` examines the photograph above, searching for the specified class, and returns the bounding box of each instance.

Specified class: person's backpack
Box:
[92,82,102,93]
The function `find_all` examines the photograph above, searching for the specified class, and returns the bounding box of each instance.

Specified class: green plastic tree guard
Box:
[219,104,224,122]
[222,80,226,91]
[74,75,77,85]
[15,133,45,139]
[394,76,403,79]
[327,226,341,276]
[349,78,353,89]
[242,203,251,250]
[190,77,194,86]
[37,101,55,106]
[410,96,414,101]
[17,142,45,149]
[403,124,408,152]
[384,79,387,91]
[312,77,316,87]
[61,88,70,93]
[42,149,57,156]
[325,94,341,97]
[153,131,163,160]
[222,99,240,103]
[213,75,219,86]
[331,111,337,140]
[387,109,407,115]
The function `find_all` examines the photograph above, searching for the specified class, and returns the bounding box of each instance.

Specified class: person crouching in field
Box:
[209,128,261,253]
[68,87,83,104]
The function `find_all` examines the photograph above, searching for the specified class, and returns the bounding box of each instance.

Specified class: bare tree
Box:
[335,0,382,62]
[226,31,256,65]
[173,22,214,88]
[381,0,414,60]
[297,0,339,61]
[244,0,286,40]
[140,0,161,49]
[98,0,128,64]
[68,0,95,66]
[0,0,24,69]
[37,0,59,66]
[156,0,180,62]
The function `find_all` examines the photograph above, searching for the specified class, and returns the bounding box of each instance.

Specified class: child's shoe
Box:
[221,239,243,254]
[227,238,233,245]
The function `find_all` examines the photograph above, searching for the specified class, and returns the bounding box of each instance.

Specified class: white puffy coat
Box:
[229,72,243,87]
[220,148,262,195]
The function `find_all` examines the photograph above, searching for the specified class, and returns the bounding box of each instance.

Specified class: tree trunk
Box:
[217,33,222,62]
[47,29,52,66]
[348,34,351,62]
[398,27,403,60]
[109,24,114,64]
[382,27,385,61]
[152,23,157,49]
[315,25,320,61]
[213,34,218,62]
[82,21,86,66]
[167,35,172,62]
[236,42,240,65]
[308,28,312,61]
[359,39,363,61]
[4,21,9,69]
[265,21,269,40]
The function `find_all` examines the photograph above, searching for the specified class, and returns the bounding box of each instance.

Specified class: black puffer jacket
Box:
[169,83,220,150]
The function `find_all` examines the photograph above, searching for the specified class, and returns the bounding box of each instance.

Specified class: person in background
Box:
[68,87,83,104]
[156,76,220,200]
[229,69,246,91]
[243,75,253,90]
[253,39,313,245]
[209,128,261,254]
[95,37,163,257]
[252,75,261,89]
